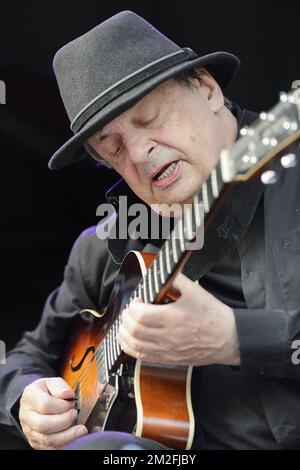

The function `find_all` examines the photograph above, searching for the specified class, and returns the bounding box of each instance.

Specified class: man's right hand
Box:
[19,377,88,449]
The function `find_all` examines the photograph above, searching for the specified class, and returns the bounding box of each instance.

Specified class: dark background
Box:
[0,0,299,449]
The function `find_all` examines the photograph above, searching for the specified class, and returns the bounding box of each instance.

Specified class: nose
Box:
[125,134,155,165]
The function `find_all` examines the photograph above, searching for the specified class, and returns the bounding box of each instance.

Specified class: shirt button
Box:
[259,366,265,375]
[247,267,255,276]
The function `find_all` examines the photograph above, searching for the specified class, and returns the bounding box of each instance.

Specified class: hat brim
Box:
[49,51,240,170]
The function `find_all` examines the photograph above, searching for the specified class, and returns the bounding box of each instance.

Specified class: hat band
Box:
[70,47,197,133]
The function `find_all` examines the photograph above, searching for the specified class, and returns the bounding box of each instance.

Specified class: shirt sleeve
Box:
[233,307,300,379]
[0,226,114,437]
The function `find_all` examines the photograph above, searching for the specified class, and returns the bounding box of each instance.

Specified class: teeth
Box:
[157,162,177,181]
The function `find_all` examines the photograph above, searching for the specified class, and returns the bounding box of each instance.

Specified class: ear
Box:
[194,66,224,113]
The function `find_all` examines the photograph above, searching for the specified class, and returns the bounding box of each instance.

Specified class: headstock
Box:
[220,88,300,184]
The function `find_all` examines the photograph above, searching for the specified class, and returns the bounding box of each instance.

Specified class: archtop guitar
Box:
[61,88,300,449]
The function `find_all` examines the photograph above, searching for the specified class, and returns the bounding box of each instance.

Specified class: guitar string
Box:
[70,226,197,400]
[70,257,168,398]
[68,200,204,401]
[68,254,167,396]
[68,191,209,401]
[68,240,177,397]
[68,211,191,396]
[69,290,140,394]
[67,95,300,415]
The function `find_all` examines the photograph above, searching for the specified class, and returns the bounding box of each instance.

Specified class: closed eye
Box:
[133,110,159,127]
[113,145,122,156]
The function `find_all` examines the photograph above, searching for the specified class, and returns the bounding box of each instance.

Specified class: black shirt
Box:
[2,105,300,449]
[196,196,280,449]
[187,104,279,449]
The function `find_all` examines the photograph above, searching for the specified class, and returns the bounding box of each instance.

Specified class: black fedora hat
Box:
[49,10,240,170]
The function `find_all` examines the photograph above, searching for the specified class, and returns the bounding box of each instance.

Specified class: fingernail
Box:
[76,426,88,437]
[71,409,78,420]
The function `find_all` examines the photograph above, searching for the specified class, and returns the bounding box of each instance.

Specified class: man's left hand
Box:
[117,273,240,367]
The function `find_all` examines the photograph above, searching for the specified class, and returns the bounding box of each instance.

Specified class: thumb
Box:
[45,377,75,400]
[172,272,194,294]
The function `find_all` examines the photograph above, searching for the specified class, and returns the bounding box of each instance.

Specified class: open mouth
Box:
[151,161,180,188]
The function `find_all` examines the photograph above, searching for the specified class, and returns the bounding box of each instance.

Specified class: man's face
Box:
[88,71,235,210]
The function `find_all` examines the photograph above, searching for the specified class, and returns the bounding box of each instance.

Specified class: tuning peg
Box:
[281,153,297,168]
[261,170,278,185]
[282,121,298,131]
[280,92,288,103]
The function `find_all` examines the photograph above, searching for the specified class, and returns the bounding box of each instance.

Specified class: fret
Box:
[165,241,171,274]
[153,258,159,293]
[194,193,201,229]
[155,256,162,288]
[211,168,219,198]
[159,251,165,284]
[139,283,143,302]
[110,328,115,362]
[116,316,121,355]
[201,182,210,213]
[105,336,111,370]
[171,233,178,263]
[104,336,109,370]
[112,324,118,360]
[215,162,225,193]
[102,341,109,382]
[108,330,113,365]
[148,268,154,302]
[142,279,148,303]
[184,205,194,241]
[110,330,116,364]
[108,331,114,366]
[178,217,185,252]
[116,322,121,355]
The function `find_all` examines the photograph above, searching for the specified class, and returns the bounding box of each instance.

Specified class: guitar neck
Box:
[130,161,226,304]
[101,160,229,374]
[102,87,300,372]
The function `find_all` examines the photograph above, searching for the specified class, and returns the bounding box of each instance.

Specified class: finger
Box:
[27,408,78,435]
[117,323,199,365]
[25,383,76,415]
[172,272,194,293]
[173,272,219,302]
[117,325,157,359]
[123,303,169,328]
[121,311,165,342]
[45,377,75,400]
[30,425,88,450]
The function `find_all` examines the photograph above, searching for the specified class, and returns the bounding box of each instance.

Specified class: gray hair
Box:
[174,67,233,111]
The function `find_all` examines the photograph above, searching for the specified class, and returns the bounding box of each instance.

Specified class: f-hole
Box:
[70,346,96,372]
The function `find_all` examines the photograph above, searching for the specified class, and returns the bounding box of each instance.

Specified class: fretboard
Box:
[99,160,226,374]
